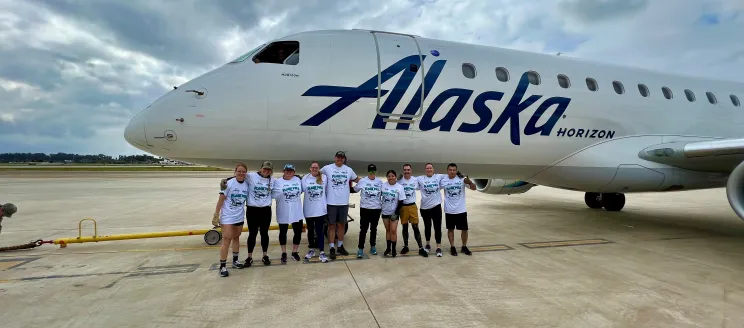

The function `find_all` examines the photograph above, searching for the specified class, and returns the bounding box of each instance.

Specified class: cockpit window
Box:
[253,41,299,65]
[229,43,266,63]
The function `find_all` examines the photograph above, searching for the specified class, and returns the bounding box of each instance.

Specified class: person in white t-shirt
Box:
[320,151,359,259]
[417,163,446,257]
[302,161,329,263]
[245,161,275,266]
[398,164,427,257]
[272,164,304,263]
[353,164,383,258]
[214,163,249,277]
[440,163,476,256]
[381,169,406,257]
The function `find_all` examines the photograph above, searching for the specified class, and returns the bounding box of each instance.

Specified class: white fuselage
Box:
[124,29,744,193]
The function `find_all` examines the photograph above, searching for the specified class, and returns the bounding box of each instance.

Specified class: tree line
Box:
[0,152,161,164]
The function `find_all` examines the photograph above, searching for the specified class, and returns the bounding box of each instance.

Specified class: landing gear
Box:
[584,192,625,211]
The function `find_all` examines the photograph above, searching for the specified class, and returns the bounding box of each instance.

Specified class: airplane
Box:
[123,29,744,221]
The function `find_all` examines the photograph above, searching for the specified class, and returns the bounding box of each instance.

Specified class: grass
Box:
[0,166,230,171]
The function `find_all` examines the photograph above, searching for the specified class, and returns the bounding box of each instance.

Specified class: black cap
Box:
[367,164,377,172]
[335,151,346,158]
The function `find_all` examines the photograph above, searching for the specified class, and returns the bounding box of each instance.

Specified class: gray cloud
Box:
[0,0,742,156]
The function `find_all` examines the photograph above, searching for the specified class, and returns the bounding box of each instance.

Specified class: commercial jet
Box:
[124,29,744,220]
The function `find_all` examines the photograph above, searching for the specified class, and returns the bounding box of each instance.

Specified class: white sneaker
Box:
[305,249,316,259]
[319,252,329,263]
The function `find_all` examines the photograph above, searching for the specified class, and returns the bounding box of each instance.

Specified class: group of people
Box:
[213,151,476,278]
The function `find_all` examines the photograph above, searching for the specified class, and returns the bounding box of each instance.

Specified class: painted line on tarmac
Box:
[518,239,614,249]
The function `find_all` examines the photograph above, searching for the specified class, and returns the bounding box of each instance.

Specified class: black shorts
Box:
[445,212,468,231]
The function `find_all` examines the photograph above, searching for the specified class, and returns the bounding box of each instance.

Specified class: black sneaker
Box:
[291,252,301,261]
[262,255,271,265]
[425,244,431,253]
[330,247,337,260]
[400,246,409,254]
[450,246,458,256]
[232,260,244,269]
[384,248,391,257]
[461,246,472,256]
[281,252,288,263]
[436,248,443,257]
[338,245,349,256]
[219,266,229,277]
[244,257,253,268]
[419,248,428,257]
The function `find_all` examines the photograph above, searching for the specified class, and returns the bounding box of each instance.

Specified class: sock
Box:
[330,243,335,249]
[392,241,397,250]
[220,260,226,268]
[232,252,239,262]
[338,240,343,247]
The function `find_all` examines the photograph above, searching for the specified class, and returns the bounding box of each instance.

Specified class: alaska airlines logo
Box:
[300,55,573,145]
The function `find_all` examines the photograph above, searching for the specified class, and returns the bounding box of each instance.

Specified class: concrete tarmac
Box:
[1,172,743,328]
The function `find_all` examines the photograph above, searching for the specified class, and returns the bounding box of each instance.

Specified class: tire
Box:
[204,229,222,245]
[602,193,626,211]
[584,192,603,209]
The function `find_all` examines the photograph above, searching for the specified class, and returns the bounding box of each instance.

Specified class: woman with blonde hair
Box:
[214,163,249,277]
[302,161,329,262]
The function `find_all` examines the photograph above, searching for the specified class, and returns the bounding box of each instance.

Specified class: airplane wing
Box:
[639,138,744,172]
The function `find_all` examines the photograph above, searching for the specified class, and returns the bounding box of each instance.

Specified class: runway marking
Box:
[518,239,614,249]
[469,244,514,252]
[0,257,40,271]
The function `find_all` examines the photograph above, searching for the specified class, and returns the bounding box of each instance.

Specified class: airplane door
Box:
[370,31,427,130]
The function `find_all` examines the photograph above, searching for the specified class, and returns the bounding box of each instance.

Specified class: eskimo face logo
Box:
[300,55,572,145]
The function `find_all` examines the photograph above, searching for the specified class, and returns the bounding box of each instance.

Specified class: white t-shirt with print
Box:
[380,182,406,216]
[398,176,420,205]
[321,164,357,205]
[440,176,467,214]
[354,176,383,209]
[272,176,304,224]
[246,172,274,207]
[417,174,445,210]
[302,174,327,218]
[220,178,248,224]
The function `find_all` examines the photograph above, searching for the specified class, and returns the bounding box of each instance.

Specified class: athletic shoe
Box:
[436,248,443,257]
[232,260,244,269]
[319,252,329,263]
[291,252,301,261]
[357,248,363,258]
[338,245,349,256]
[425,244,431,253]
[262,255,271,265]
[281,252,288,263]
[370,246,377,255]
[219,266,229,277]
[400,246,410,254]
[305,249,316,259]
[461,246,472,256]
[419,248,428,257]
[244,257,253,268]
[384,248,391,257]
[330,247,336,260]
[450,246,458,256]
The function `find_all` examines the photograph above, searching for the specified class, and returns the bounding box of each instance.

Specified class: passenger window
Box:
[638,84,650,97]
[253,41,300,65]
[495,67,509,82]
[612,81,624,94]
[527,71,540,85]
[706,92,717,104]
[731,94,741,107]
[557,74,570,88]
[462,63,476,79]
[662,87,673,99]
[586,78,598,92]
[684,89,696,102]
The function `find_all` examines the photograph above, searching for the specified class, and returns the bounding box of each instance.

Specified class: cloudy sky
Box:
[1,0,742,156]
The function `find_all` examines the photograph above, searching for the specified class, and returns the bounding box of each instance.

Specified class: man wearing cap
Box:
[320,151,359,259]
[0,203,17,237]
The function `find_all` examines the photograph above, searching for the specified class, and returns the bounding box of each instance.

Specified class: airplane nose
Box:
[124,109,148,149]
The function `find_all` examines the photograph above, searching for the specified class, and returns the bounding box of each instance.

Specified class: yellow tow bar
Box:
[53,218,309,248]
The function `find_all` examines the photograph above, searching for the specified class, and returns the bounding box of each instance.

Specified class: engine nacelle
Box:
[473,179,536,195]
[726,161,744,221]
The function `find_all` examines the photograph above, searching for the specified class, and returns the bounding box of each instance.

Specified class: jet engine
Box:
[726,161,744,221]
[473,179,536,195]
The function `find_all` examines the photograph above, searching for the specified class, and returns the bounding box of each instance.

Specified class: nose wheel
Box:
[585,192,625,211]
